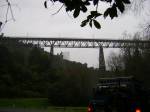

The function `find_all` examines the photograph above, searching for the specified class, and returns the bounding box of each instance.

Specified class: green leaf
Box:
[81,5,87,12]
[44,1,47,8]
[87,14,94,20]
[91,11,98,15]
[93,20,101,29]
[80,20,88,27]
[122,0,130,4]
[104,8,111,18]
[95,13,102,18]
[104,4,118,19]
[91,11,102,18]
[109,4,118,19]
[73,8,80,18]
[84,1,90,5]
[116,1,125,13]
[89,20,92,28]
[93,0,99,5]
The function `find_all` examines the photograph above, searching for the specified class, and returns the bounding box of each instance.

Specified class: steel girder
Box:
[0,37,150,48]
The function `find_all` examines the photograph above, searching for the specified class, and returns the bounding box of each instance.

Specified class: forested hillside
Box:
[0,38,99,106]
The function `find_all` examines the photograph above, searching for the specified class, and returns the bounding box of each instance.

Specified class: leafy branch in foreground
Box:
[44,0,131,29]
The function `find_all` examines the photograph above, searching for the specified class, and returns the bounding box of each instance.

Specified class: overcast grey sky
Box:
[0,0,147,68]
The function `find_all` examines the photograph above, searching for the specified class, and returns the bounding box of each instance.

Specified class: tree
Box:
[133,0,150,37]
[126,0,146,15]
[107,32,150,88]
[107,52,124,74]
[44,0,131,29]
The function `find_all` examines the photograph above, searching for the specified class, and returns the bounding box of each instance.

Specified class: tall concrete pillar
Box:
[50,45,54,55]
[99,46,106,72]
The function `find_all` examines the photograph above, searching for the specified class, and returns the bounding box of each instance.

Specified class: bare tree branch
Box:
[0,0,16,32]
[52,4,64,16]
[5,5,9,22]
[9,3,15,21]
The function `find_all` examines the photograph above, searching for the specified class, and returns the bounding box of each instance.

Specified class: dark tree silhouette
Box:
[44,0,131,29]
[0,38,99,105]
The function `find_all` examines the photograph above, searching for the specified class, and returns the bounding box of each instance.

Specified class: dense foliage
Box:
[0,38,98,106]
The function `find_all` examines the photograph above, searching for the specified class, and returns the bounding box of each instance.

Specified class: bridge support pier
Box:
[50,45,54,56]
[99,46,106,72]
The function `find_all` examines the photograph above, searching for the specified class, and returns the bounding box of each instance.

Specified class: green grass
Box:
[0,98,48,108]
[0,99,87,112]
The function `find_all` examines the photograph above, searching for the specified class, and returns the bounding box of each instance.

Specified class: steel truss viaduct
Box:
[1,37,150,48]
[1,36,150,71]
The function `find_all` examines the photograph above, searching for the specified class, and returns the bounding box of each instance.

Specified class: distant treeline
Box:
[107,34,150,89]
[0,38,99,106]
